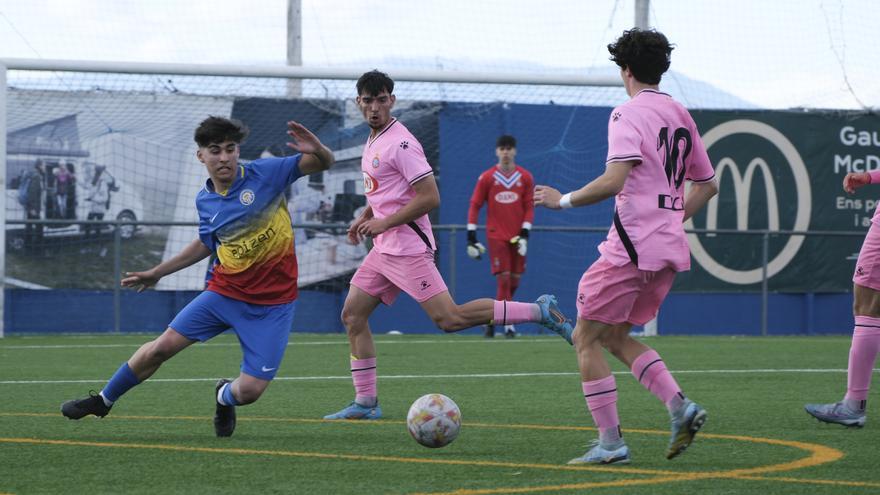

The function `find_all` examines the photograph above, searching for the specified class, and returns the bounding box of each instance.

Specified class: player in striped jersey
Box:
[61,116,335,437]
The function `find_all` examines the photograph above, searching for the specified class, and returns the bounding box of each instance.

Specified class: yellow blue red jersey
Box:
[196,155,303,305]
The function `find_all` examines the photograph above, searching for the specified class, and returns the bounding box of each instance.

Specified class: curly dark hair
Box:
[357,69,395,97]
[607,29,674,85]
[193,116,249,147]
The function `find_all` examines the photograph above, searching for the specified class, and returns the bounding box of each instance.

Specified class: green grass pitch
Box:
[1,333,878,494]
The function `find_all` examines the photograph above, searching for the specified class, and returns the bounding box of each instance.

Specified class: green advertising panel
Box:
[676,110,880,292]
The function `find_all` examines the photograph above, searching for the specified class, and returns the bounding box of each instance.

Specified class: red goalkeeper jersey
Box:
[468,165,535,241]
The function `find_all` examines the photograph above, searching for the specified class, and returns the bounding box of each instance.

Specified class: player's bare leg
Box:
[805,283,880,428]
[213,373,270,437]
[419,291,572,335]
[599,324,651,367]
[340,286,382,361]
[600,324,706,458]
[128,328,196,380]
[420,292,498,331]
[568,319,629,464]
[62,328,194,420]
[325,286,384,420]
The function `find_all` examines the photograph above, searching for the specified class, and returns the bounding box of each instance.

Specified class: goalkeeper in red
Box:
[467,135,535,338]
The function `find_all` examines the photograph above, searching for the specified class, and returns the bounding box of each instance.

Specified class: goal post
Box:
[0,58,624,87]
[0,63,5,338]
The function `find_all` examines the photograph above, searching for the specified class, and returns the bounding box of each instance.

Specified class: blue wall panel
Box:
[4,289,853,336]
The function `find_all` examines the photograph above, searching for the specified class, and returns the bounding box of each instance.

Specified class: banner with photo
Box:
[4,90,440,292]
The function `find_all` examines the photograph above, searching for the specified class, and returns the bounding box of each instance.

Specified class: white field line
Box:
[0,335,855,350]
[0,338,566,349]
[1,368,874,385]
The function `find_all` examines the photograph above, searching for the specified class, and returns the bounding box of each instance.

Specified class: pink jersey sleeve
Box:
[392,138,433,185]
[606,108,644,165]
[685,121,715,182]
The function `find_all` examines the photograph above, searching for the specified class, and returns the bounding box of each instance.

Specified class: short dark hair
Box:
[607,29,673,85]
[357,70,394,96]
[193,116,249,147]
[496,135,517,148]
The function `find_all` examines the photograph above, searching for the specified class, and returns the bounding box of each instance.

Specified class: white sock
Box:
[217,383,230,406]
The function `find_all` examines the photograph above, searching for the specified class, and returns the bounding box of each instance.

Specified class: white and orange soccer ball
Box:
[406,393,462,448]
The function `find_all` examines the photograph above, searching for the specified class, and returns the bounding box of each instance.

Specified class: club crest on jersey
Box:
[372,154,381,168]
[239,189,255,206]
[494,191,519,204]
[363,172,378,194]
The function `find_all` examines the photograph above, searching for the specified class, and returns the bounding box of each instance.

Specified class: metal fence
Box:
[4,219,867,336]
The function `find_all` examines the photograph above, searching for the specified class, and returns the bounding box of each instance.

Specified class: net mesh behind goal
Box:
[4,71,621,326]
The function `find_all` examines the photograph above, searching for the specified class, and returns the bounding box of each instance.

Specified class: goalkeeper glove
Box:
[467,230,486,260]
[510,228,529,257]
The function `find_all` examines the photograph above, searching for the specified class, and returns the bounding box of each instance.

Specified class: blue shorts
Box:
[169,290,295,380]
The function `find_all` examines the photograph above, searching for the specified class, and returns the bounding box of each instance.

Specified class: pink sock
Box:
[844,316,880,405]
[351,357,377,406]
[631,349,684,413]
[492,300,539,325]
[583,376,621,446]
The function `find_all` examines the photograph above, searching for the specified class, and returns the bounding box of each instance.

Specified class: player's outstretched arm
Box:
[843,172,872,194]
[535,161,633,209]
[121,238,211,292]
[286,121,335,175]
[683,178,719,221]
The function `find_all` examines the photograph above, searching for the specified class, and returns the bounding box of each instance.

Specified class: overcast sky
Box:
[0,0,876,109]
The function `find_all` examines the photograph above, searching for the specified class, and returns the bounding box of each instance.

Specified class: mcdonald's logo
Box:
[684,119,812,285]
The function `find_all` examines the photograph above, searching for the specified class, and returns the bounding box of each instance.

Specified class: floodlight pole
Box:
[287,0,303,98]
[635,0,650,29]
[634,0,658,337]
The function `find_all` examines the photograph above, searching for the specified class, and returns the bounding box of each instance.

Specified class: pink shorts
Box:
[576,257,677,326]
[854,222,880,291]
[350,249,448,305]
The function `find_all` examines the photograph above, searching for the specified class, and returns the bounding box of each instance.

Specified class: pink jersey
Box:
[598,89,715,272]
[361,118,436,256]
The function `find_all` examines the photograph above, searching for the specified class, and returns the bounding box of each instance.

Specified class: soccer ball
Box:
[406,393,462,448]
